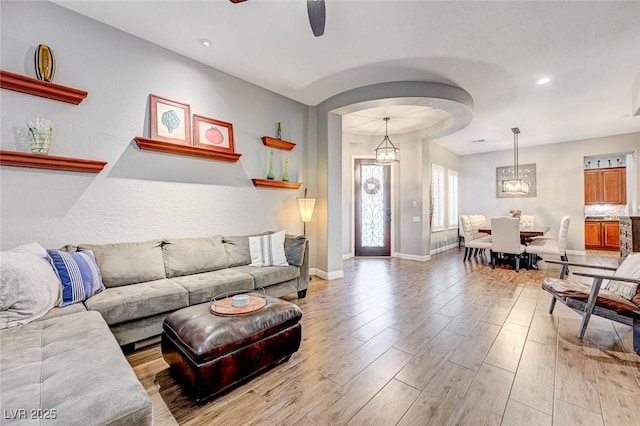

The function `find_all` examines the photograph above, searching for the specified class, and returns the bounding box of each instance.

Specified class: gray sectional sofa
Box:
[0,232,308,425]
[75,233,309,347]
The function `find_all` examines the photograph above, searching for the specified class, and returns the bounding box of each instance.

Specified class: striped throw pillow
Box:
[47,249,105,307]
[248,230,289,267]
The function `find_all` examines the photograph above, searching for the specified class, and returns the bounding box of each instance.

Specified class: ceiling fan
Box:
[230,0,326,37]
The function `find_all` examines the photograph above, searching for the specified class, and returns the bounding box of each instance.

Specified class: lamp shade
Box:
[297,197,316,222]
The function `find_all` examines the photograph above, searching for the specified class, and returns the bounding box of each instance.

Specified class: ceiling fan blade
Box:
[307,0,326,37]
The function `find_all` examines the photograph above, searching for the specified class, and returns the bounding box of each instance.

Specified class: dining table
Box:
[478,225,550,238]
[478,225,550,269]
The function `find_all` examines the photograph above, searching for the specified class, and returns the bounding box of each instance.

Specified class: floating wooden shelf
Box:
[134,137,242,162]
[0,150,107,173]
[252,178,302,190]
[261,136,296,151]
[0,70,88,105]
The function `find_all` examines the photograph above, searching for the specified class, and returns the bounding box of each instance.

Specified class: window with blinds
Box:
[431,164,445,231]
[448,170,459,229]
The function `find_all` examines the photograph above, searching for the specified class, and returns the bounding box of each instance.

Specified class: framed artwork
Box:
[193,114,235,153]
[496,163,537,198]
[149,94,191,146]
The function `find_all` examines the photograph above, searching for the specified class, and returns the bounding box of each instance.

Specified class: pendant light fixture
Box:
[374,117,399,164]
[501,127,530,195]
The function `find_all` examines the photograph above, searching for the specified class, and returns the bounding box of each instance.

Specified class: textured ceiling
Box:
[53,0,640,154]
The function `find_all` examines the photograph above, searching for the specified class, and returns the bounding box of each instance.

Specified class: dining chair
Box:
[469,215,488,240]
[460,215,492,262]
[520,214,535,227]
[542,253,640,355]
[526,215,571,273]
[491,216,526,271]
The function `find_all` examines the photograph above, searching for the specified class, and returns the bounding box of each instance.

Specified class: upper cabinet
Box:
[584,167,626,205]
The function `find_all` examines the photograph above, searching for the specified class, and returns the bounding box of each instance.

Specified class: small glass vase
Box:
[266,151,275,180]
[27,118,52,154]
[276,122,282,140]
[282,159,289,182]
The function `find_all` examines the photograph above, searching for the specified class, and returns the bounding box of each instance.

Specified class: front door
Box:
[354,159,391,256]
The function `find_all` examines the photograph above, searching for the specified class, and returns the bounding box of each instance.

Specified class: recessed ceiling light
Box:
[536,77,551,85]
[200,38,212,47]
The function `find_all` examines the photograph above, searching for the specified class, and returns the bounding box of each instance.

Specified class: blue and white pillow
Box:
[47,249,105,307]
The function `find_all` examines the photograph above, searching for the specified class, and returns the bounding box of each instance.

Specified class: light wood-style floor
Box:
[127,249,640,425]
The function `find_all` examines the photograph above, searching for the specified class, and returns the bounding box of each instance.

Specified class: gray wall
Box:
[459,132,639,252]
[1,1,311,250]
[429,141,462,251]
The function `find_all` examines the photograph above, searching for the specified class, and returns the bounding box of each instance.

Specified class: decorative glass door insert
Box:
[355,159,391,256]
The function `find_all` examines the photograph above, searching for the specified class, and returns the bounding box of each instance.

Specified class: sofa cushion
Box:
[170,269,255,305]
[47,249,105,307]
[37,303,87,322]
[223,231,274,267]
[285,234,307,267]
[0,243,60,329]
[249,230,288,267]
[78,240,166,287]
[83,278,188,325]
[233,265,300,289]
[223,235,252,267]
[162,235,228,278]
[0,311,152,426]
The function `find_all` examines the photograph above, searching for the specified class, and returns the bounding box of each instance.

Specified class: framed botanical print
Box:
[192,114,235,153]
[149,94,191,146]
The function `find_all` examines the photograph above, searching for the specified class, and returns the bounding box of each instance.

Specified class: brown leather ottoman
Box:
[161,295,302,403]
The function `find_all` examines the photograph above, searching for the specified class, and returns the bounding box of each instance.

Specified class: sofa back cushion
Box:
[162,236,228,278]
[223,236,252,267]
[78,240,166,287]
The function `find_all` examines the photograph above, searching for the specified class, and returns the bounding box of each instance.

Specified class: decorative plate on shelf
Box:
[35,44,55,82]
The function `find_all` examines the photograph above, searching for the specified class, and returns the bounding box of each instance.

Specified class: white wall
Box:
[0,1,311,250]
[460,132,640,252]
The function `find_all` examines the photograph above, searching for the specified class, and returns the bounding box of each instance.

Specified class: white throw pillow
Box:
[603,252,640,300]
[0,242,61,329]
[248,230,289,267]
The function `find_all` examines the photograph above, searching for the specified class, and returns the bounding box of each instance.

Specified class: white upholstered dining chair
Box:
[460,215,492,261]
[526,215,571,273]
[520,214,535,227]
[491,217,526,271]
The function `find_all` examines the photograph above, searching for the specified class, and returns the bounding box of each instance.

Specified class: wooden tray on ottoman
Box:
[161,294,303,403]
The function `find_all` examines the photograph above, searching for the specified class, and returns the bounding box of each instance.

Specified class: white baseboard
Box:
[566,249,587,256]
[343,253,353,259]
[430,243,459,255]
[393,252,431,262]
[312,268,344,280]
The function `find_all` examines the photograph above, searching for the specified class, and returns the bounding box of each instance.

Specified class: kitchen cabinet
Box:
[585,220,620,251]
[584,167,626,204]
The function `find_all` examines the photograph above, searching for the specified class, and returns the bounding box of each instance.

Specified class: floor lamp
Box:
[297,188,316,236]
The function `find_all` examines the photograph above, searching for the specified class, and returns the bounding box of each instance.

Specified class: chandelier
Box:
[374,117,399,164]
[501,127,530,195]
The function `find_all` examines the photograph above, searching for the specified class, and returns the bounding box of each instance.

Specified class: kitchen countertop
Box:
[584,217,620,222]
